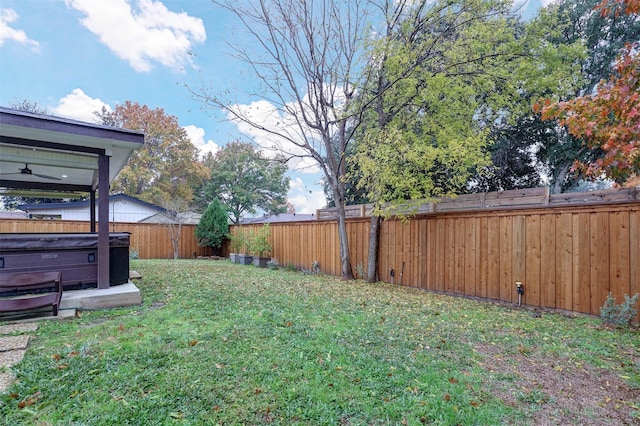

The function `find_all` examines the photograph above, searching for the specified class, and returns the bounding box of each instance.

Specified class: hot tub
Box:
[0,233,130,290]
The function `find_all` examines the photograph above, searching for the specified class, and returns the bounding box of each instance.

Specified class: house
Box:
[241,212,315,224]
[0,210,27,220]
[139,210,201,225]
[17,193,165,223]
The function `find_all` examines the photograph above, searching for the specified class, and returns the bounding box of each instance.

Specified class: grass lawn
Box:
[1,259,638,425]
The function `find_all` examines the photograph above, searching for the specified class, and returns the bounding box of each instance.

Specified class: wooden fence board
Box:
[590,212,610,314]
[486,216,501,300]
[464,218,477,296]
[478,216,489,299]
[572,213,591,314]
[556,213,573,311]
[525,215,541,307]
[455,218,465,294]
[512,215,526,303]
[445,218,456,293]
[540,214,556,308]
[435,218,446,292]
[609,211,631,301]
[500,216,513,302]
[631,211,640,305]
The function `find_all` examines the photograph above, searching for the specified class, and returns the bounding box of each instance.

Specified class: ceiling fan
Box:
[0,164,62,180]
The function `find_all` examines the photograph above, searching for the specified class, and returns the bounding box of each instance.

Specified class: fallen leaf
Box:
[448,377,458,384]
[188,340,198,347]
[215,363,225,369]
[443,394,451,402]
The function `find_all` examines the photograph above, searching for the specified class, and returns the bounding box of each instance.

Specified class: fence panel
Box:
[1,219,213,259]
[3,197,639,320]
[231,202,639,319]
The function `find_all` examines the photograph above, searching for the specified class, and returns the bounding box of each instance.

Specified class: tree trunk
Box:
[366,215,380,283]
[552,163,571,194]
[335,201,354,280]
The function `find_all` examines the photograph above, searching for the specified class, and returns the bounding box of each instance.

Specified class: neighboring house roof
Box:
[17,193,165,213]
[139,211,202,225]
[0,210,28,219]
[241,213,316,224]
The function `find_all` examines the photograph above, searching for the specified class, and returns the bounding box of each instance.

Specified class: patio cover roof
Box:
[0,106,144,193]
[0,106,144,290]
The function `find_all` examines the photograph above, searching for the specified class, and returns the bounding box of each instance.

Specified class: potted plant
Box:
[228,232,244,264]
[237,228,254,265]
[251,224,271,268]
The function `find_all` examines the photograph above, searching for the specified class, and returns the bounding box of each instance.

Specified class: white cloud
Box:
[65,0,206,72]
[51,89,111,123]
[287,177,327,214]
[0,8,40,51]
[228,100,322,174]
[183,125,219,159]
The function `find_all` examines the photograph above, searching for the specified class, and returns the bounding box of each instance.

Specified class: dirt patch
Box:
[475,344,639,425]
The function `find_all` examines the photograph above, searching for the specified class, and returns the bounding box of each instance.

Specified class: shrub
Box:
[248,224,271,257]
[129,248,139,260]
[600,292,639,327]
[196,199,229,250]
[229,232,245,254]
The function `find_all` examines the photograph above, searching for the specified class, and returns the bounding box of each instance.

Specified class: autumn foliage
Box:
[596,0,640,16]
[536,0,639,183]
[536,42,639,183]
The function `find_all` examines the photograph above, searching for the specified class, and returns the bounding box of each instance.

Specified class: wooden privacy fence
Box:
[235,200,640,319]
[317,186,639,219]
[0,219,214,259]
[2,187,639,319]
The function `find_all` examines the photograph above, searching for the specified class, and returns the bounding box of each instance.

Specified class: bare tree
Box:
[189,0,515,280]
[189,0,372,279]
[158,197,193,259]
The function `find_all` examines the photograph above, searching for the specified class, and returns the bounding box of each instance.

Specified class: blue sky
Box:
[0,0,548,214]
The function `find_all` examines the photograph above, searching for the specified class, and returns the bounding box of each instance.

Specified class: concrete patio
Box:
[0,275,142,323]
[60,281,141,311]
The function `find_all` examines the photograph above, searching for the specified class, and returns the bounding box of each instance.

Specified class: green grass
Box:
[1,259,638,425]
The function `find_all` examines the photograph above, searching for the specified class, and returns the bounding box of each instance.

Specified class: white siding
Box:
[25,200,161,223]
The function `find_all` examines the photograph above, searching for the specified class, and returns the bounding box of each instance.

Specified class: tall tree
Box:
[96,101,209,205]
[350,0,520,282]
[190,0,372,279]
[536,6,639,183]
[196,141,289,224]
[534,0,639,191]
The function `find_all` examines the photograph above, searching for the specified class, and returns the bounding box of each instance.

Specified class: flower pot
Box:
[253,256,270,268]
[238,254,253,265]
[230,253,240,264]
